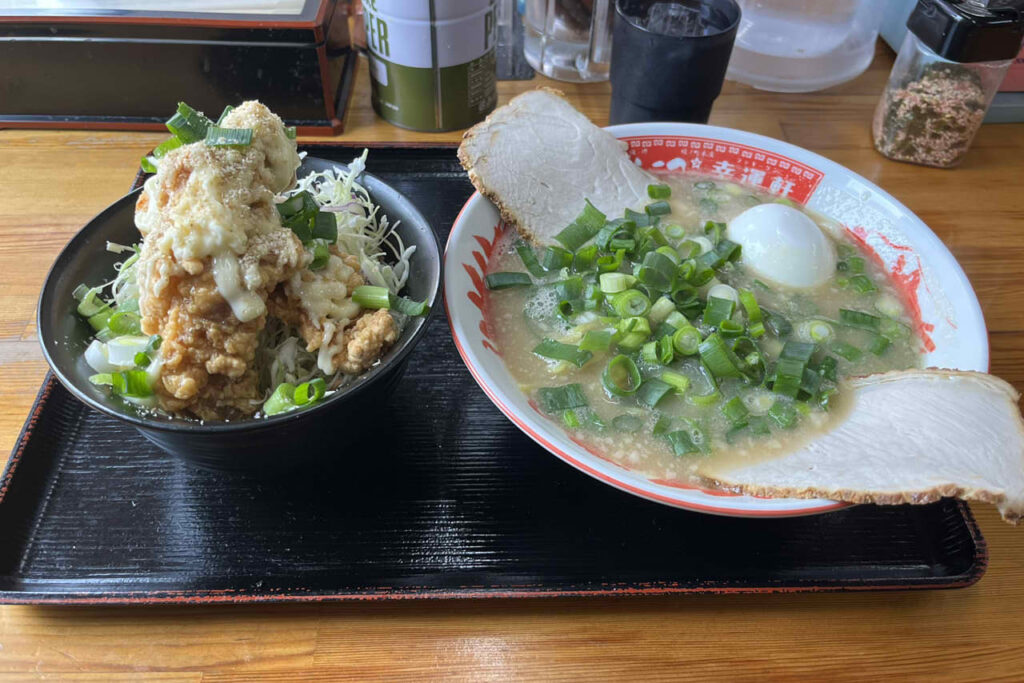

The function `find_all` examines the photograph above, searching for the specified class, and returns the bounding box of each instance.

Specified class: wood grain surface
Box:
[1,47,1023,681]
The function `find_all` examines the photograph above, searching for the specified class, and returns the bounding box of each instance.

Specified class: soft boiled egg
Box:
[726,203,837,289]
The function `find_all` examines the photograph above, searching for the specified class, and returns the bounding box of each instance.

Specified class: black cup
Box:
[610,0,741,125]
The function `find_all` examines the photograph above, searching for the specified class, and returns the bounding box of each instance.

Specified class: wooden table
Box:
[1,47,1023,681]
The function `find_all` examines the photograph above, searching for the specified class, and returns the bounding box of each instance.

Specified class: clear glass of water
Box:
[524,0,614,82]
[726,0,882,92]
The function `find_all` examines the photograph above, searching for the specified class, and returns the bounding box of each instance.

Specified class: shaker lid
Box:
[907,0,1024,62]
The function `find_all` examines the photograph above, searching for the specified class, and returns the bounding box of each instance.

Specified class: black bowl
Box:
[37,156,441,471]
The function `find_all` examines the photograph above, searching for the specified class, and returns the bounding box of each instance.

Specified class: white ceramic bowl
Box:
[444,122,988,518]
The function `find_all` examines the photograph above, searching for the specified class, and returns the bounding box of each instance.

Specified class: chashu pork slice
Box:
[458,88,655,244]
[697,370,1024,523]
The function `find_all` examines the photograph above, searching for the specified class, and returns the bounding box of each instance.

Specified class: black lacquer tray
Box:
[0,146,986,604]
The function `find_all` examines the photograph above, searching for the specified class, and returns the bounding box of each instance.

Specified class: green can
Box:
[364,0,498,132]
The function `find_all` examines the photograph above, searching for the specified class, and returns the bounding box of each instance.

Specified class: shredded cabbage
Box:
[286,149,416,295]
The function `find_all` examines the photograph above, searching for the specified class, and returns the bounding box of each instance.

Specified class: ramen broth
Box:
[485,175,924,483]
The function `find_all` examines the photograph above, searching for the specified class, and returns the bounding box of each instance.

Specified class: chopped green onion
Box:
[216,105,235,124]
[166,102,213,144]
[721,396,750,427]
[656,335,675,364]
[312,212,337,242]
[677,240,701,259]
[655,245,680,265]
[485,272,533,290]
[611,289,651,317]
[800,366,822,396]
[642,341,660,365]
[309,241,331,271]
[772,357,807,398]
[763,309,792,337]
[553,277,584,302]
[555,199,606,251]
[719,319,744,337]
[583,283,605,311]
[515,241,546,278]
[647,183,671,199]
[868,335,891,356]
[738,288,762,325]
[805,320,834,343]
[277,191,316,219]
[636,378,673,408]
[533,339,593,368]
[645,200,671,216]
[637,250,677,291]
[703,296,735,328]
[599,272,636,294]
[602,355,642,396]
[205,126,253,148]
[703,220,726,245]
[839,308,881,330]
[111,370,152,398]
[699,333,745,380]
[661,370,690,394]
[666,421,710,456]
[108,310,142,336]
[87,309,113,332]
[542,246,574,271]
[294,378,327,406]
[352,285,392,309]
[615,317,651,351]
[264,382,298,415]
[612,414,643,432]
[848,275,877,293]
[672,326,702,356]
[76,287,108,317]
[133,352,150,368]
[699,198,718,215]
[819,355,838,381]
[768,401,798,428]
[562,409,582,428]
[573,245,598,272]
[780,341,816,362]
[596,249,626,273]
[648,296,676,324]
[88,373,113,387]
[579,329,618,352]
[732,337,766,384]
[651,414,672,435]
[879,317,912,340]
[831,341,863,362]
[847,257,865,273]
[391,296,430,317]
[874,293,903,320]
[837,243,858,260]
[285,126,297,139]
[538,384,589,413]
[665,311,688,330]
[142,134,185,171]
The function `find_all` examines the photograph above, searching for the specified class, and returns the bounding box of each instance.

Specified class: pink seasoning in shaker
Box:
[873,0,1024,168]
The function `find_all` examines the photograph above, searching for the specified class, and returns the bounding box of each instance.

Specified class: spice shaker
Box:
[873,0,1024,168]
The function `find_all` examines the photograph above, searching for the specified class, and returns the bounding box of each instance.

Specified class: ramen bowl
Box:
[444,122,988,518]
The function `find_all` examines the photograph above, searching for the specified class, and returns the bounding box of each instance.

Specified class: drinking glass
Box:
[524,0,614,82]
[610,0,741,124]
